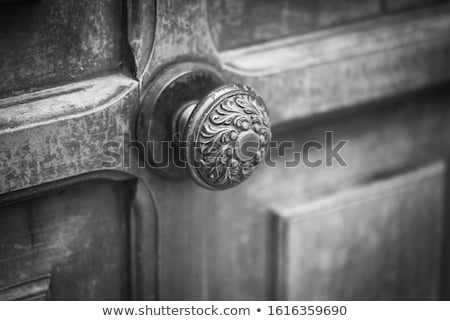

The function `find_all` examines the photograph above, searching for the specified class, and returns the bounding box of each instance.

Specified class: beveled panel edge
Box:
[270,161,446,220]
[129,178,159,300]
[0,74,137,132]
[220,4,450,126]
[221,4,450,76]
[0,274,51,301]
[0,73,139,195]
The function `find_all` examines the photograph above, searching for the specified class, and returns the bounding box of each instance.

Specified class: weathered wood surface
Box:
[208,0,447,51]
[0,275,50,300]
[208,0,381,51]
[0,74,138,195]
[386,0,444,11]
[2,3,450,196]
[0,180,135,300]
[139,0,220,89]
[222,4,450,126]
[0,0,123,98]
[126,0,156,81]
[440,162,450,300]
[0,0,218,300]
[269,162,445,300]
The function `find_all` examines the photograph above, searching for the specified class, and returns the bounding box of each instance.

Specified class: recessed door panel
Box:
[0,180,135,300]
[269,163,445,300]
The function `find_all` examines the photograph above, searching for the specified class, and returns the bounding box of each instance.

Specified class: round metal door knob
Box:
[137,63,271,190]
[175,83,271,190]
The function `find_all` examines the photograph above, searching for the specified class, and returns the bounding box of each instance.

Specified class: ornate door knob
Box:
[174,83,271,190]
[137,63,271,190]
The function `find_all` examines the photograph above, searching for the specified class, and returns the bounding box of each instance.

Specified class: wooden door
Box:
[1,0,450,300]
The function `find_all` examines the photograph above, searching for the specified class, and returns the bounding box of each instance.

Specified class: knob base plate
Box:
[136,63,223,179]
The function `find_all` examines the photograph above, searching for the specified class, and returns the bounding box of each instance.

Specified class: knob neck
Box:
[172,101,197,140]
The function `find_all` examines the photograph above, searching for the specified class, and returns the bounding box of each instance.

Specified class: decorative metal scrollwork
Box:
[182,84,271,190]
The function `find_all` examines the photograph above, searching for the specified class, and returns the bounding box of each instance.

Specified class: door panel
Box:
[0,180,134,300]
[270,162,445,300]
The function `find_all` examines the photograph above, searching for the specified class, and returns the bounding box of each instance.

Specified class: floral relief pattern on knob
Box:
[186,84,271,189]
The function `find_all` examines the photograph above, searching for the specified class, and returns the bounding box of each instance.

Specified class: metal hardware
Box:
[137,63,271,190]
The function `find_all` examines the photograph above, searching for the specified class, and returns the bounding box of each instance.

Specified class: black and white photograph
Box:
[0,0,450,317]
